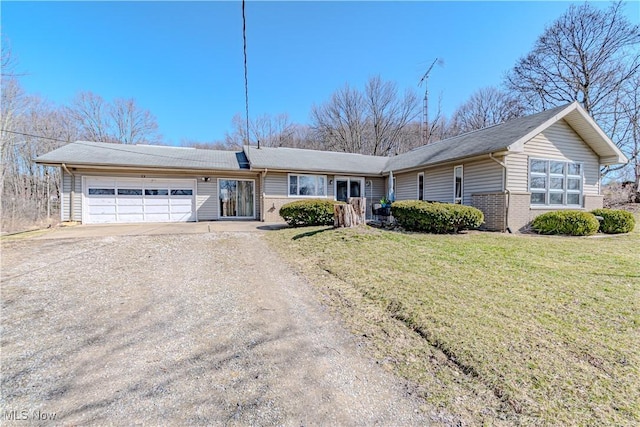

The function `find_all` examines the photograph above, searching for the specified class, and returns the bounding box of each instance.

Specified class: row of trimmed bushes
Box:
[278,199,635,236]
[279,199,342,227]
[390,200,484,233]
[279,199,484,233]
[531,209,635,236]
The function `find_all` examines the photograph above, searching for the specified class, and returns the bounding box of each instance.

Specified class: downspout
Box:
[489,154,511,233]
[261,168,268,222]
[62,163,75,222]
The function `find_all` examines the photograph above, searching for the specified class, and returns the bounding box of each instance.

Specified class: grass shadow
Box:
[292,227,334,240]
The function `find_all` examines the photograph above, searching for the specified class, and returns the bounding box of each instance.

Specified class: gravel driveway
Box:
[1,231,427,426]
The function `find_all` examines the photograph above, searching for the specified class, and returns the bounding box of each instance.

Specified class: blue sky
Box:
[3,1,639,145]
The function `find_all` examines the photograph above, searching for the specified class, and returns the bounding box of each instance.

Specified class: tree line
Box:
[1,1,638,232]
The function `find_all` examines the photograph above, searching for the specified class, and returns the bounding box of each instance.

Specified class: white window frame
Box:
[217,178,256,219]
[287,173,328,198]
[529,158,583,207]
[453,165,463,204]
[417,172,424,200]
[334,176,365,202]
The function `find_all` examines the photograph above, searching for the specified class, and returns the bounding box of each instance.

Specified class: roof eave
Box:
[33,160,244,172]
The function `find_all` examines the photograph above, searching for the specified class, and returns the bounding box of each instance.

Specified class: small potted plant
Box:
[379,197,391,216]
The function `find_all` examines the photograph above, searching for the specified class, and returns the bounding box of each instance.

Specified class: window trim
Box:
[529,158,583,207]
[334,176,365,202]
[453,165,463,204]
[417,172,424,200]
[287,173,328,198]
[217,178,256,219]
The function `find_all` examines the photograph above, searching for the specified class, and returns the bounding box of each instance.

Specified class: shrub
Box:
[279,199,343,227]
[391,200,484,233]
[531,211,599,236]
[591,208,636,234]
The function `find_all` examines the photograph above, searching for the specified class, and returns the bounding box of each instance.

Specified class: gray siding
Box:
[394,172,417,201]
[507,120,600,195]
[424,165,453,203]
[463,159,503,205]
[196,181,217,220]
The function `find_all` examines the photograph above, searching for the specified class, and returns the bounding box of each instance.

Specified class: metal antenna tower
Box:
[419,58,440,145]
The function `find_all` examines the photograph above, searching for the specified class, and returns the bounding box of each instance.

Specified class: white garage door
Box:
[84,177,196,224]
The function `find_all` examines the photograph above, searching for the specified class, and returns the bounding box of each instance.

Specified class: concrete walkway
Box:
[31,221,288,239]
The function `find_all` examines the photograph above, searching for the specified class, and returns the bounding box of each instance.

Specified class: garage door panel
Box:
[118,214,145,222]
[170,213,193,221]
[145,205,170,213]
[84,177,195,224]
[145,198,170,206]
[145,213,171,222]
[88,205,117,214]
[90,215,118,224]
[169,204,193,214]
[118,205,144,214]
[87,197,116,205]
[118,198,144,206]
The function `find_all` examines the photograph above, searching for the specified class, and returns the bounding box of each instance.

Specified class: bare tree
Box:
[67,91,161,144]
[450,87,526,135]
[311,83,367,153]
[1,37,21,78]
[66,92,111,142]
[311,76,419,155]
[505,1,640,182]
[111,98,161,144]
[364,76,420,155]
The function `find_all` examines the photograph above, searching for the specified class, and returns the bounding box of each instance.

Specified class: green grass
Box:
[267,218,640,425]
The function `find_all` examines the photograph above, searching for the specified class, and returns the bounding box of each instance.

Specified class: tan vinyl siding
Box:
[264,172,288,195]
[463,159,503,205]
[506,120,600,195]
[424,165,453,202]
[196,181,217,220]
[506,153,529,192]
[61,170,82,221]
[368,177,385,204]
[394,172,417,201]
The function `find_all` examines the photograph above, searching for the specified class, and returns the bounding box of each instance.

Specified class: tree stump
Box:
[348,197,366,224]
[334,197,366,227]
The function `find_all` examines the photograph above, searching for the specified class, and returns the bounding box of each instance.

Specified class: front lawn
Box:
[266,221,639,426]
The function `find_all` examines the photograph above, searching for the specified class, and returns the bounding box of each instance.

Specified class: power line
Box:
[1,129,72,143]
[242,0,253,149]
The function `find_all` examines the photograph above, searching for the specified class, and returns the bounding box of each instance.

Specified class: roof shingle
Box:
[35,140,248,170]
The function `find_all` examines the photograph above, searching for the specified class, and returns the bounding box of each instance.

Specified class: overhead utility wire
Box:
[242,0,255,149]
[1,129,71,143]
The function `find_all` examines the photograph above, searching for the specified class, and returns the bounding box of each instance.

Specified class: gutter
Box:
[61,163,76,222]
[489,153,511,233]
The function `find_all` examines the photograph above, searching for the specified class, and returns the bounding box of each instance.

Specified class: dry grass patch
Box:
[266,218,639,426]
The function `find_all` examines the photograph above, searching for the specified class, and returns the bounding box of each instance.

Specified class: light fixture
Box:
[202,177,210,182]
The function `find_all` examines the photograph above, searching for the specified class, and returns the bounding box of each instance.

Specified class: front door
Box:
[219,179,254,218]
[335,177,363,202]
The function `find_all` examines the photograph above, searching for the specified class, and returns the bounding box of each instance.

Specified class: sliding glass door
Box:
[219,179,254,218]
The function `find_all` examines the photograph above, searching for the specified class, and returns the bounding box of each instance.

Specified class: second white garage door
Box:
[84,177,196,224]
